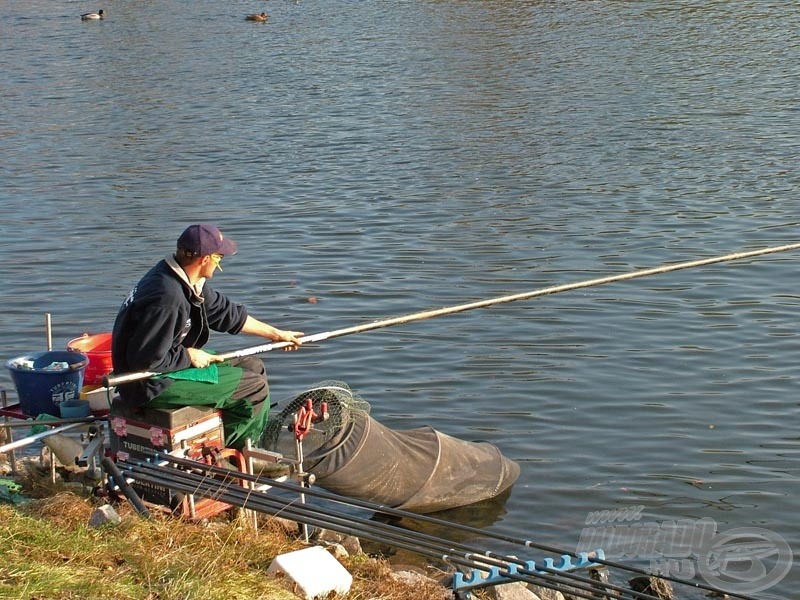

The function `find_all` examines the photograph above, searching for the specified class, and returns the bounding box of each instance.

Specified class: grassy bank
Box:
[0,465,453,600]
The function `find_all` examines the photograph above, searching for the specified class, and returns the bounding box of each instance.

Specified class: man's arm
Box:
[241,315,304,348]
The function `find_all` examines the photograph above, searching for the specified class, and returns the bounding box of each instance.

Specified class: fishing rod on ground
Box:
[105,241,800,387]
[0,421,94,455]
[0,415,106,429]
[117,458,668,600]
[136,451,762,600]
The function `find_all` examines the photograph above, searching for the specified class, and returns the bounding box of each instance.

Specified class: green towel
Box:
[160,364,219,384]
[30,413,59,435]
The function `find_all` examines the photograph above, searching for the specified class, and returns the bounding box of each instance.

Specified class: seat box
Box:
[109,401,226,507]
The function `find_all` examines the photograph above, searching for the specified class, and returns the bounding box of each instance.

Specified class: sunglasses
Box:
[210,253,224,272]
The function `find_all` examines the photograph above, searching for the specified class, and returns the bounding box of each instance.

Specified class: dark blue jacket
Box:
[111,258,248,406]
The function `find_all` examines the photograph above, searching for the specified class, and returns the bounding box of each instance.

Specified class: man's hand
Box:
[241,316,305,351]
[275,329,304,351]
[187,347,223,368]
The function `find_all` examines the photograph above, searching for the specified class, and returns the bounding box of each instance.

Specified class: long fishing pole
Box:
[145,451,761,600]
[105,241,800,387]
[119,459,666,600]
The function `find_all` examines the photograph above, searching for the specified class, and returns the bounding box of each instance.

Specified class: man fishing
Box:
[111,223,304,449]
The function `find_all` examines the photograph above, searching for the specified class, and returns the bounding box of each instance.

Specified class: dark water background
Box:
[1,1,798,597]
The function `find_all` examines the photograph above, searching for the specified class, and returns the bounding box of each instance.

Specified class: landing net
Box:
[260,380,370,455]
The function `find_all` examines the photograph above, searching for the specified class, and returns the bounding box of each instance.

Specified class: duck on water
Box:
[81,9,104,20]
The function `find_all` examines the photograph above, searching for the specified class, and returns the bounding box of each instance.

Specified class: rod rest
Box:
[453,549,605,591]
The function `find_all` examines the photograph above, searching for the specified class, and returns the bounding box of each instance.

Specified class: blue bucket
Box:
[5,351,89,417]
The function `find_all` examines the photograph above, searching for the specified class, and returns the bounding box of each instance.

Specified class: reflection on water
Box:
[1,0,799,596]
[362,489,512,564]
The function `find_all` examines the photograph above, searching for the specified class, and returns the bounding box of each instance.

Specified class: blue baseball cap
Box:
[177,224,238,257]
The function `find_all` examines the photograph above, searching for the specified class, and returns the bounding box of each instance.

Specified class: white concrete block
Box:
[267,545,353,599]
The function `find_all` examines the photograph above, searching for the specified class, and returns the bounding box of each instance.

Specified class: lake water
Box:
[1,1,798,597]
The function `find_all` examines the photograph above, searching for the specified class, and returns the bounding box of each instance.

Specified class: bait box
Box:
[109,402,226,507]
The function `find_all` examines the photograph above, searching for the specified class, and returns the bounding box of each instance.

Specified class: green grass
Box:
[0,495,301,600]
[0,468,454,600]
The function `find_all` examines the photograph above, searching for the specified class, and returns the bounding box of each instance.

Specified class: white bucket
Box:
[81,385,115,412]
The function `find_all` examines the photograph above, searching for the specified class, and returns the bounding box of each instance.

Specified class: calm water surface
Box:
[2,1,799,597]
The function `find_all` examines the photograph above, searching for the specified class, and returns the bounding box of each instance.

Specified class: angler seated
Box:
[109,223,303,454]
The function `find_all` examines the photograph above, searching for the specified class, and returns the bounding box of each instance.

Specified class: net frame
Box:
[261,380,370,456]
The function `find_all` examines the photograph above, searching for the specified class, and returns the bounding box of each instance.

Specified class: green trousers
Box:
[147,357,270,450]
